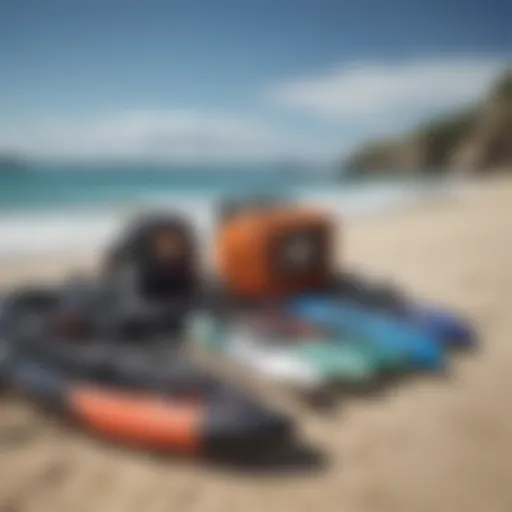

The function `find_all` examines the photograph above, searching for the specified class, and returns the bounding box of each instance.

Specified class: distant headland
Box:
[342,71,512,176]
[0,153,28,171]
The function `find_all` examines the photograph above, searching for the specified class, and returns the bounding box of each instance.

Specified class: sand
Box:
[1,175,512,512]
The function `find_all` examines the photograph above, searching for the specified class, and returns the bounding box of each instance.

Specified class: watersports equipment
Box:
[2,355,292,457]
[214,193,474,352]
[212,196,466,371]
[0,213,296,458]
[102,212,199,304]
[216,203,333,301]
[286,295,445,370]
[331,272,475,348]
[0,285,294,458]
[193,310,380,391]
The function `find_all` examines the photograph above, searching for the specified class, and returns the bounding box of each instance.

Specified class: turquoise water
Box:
[0,163,336,212]
[0,163,448,257]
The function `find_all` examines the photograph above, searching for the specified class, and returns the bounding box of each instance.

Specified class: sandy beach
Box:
[1,175,512,512]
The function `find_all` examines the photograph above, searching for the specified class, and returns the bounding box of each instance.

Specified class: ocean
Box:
[0,163,453,258]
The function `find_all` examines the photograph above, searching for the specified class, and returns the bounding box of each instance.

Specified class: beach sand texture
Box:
[1,176,511,512]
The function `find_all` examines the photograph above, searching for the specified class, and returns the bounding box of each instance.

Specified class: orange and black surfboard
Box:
[9,358,292,458]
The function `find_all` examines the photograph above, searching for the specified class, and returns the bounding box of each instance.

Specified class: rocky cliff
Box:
[343,71,512,176]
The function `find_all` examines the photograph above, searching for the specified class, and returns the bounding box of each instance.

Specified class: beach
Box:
[1,174,511,512]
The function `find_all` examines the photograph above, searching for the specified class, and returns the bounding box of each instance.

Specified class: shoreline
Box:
[0,173,468,265]
[0,173,480,289]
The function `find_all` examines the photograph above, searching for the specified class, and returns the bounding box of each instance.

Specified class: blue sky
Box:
[0,0,510,163]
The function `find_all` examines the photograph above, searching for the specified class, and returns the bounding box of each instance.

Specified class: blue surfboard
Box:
[332,273,475,349]
[286,295,446,371]
[404,303,475,349]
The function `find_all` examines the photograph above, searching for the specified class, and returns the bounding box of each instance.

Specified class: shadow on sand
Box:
[301,353,465,414]
[83,432,330,478]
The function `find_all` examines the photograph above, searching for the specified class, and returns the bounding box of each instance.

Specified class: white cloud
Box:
[270,56,510,119]
[0,109,325,163]
[4,56,507,163]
